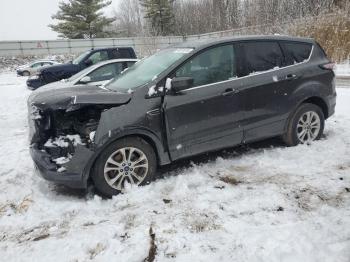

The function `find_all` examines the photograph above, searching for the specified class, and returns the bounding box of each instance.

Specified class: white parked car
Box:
[16,60,60,76]
[38,59,138,89]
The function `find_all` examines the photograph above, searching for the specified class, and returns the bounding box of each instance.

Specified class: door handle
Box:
[285,74,298,81]
[222,88,239,96]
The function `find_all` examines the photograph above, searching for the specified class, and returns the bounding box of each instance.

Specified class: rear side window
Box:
[110,48,133,59]
[282,42,312,65]
[242,41,284,74]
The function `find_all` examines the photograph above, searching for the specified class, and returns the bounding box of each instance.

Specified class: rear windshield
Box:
[282,42,313,65]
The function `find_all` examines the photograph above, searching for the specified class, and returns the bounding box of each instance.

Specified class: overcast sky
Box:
[0,0,120,41]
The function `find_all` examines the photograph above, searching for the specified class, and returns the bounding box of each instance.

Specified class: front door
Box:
[164,44,246,160]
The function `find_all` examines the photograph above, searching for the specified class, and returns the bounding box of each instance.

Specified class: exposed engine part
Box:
[52,107,101,138]
[31,106,105,168]
[44,134,85,159]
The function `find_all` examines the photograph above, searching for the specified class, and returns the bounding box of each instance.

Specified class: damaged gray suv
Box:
[28,36,336,197]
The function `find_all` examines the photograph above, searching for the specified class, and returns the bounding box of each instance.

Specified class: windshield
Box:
[67,64,99,82]
[72,51,89,65]
[106,48,193,91]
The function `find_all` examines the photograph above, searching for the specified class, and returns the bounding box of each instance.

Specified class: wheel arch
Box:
[284,94,329,135]
[301,96,329,119]
[82,129,171,185]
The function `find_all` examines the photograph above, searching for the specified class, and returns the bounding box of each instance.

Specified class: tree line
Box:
[50,0,349,61]
[50,0,347,37]
[113,0,348,36]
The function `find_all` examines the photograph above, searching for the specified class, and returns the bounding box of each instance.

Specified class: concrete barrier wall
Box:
[0,21,311,58]
[0,29,245,58]
[0,36,189,57]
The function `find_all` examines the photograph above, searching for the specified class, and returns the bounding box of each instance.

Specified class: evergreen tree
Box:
[49,0,115,39]
[141,0,175,36]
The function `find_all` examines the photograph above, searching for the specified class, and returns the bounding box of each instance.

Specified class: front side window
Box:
[73,51,90,65]
[87,63,123,82]
[175,45,236,87]
[106,48,193,92]
[243,41,283,74]
[31,62,42,68]
[87,51,109,65]
[282,42,312,66]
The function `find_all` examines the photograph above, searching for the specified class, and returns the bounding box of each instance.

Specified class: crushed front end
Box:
[28,103,97,188]
[27,85,132,188]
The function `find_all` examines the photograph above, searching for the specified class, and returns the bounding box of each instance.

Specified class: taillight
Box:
[320,62,335,70]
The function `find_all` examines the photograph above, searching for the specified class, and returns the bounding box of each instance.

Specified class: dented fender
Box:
[92,103,171,168]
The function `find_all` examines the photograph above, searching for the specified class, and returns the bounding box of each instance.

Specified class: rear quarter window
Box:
[281,42,313,65]
[242,41,284,75]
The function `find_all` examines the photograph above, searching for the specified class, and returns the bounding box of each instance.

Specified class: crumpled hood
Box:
[28,85,132,111]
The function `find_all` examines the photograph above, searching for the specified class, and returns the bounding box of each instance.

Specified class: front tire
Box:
[91,137,157,197]
[283,103,325,146]
[22,71,30,76]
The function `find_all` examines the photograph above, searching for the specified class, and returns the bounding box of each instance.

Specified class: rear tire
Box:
[283,103,324,146]
[91,137,157,198]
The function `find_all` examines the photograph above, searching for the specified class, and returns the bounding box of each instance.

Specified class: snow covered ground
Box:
[0,72,349,262]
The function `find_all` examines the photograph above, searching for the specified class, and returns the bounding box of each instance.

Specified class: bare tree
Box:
[112,0,144,37]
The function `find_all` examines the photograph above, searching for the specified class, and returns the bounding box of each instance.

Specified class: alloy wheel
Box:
[296,111,321,143]
[103,147,149,191]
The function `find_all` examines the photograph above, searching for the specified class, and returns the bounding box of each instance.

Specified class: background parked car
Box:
[37,59,138,90]
[26,47,137,89]
[16,60,60,76]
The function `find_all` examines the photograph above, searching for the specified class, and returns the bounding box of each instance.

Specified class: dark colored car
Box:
[28,35,336,197]
[26,47,137,90]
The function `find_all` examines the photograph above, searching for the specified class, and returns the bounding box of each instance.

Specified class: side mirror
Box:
[79,76,91,84]
[171,77,194,93]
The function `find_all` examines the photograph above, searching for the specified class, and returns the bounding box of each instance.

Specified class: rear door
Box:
[164,44,246,160]
[240,40,313,142]
[239,41,291,141]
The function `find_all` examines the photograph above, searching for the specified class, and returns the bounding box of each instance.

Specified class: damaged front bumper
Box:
[30,143,95,188]
[27,86,133,188]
